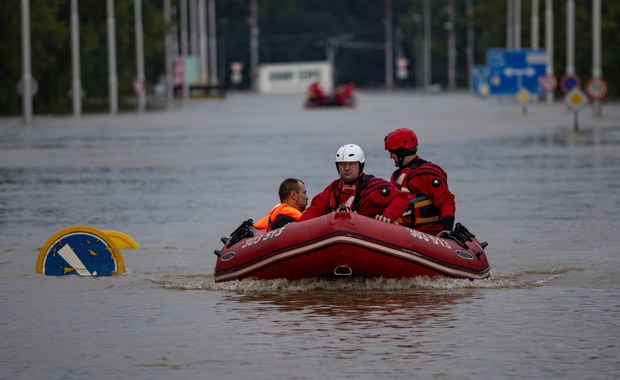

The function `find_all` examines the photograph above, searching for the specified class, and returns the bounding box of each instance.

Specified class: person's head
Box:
[335,144,365,182]
[278,178,308,212]
[384,128,419,168]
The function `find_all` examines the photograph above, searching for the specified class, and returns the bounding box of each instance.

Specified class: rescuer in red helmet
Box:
[384,128,456,236]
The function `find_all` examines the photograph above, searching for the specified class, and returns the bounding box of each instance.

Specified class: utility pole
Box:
[190,0,199,56]
[514,0,521,49]
[134,0,146,112]
[20,0,32,123]
[566,0,575,76]
[545,0,554,104]
[71,0,81,117]
[385,0,393,90]
[591,0,602,116]
[531,0,539,49]
[106,0,118,114]
[423,0,431,89]
[447,0,456,91]
[412,14,423,89]
[180,0,190,103]
[467,0,474,91]
[198,0,208,84]
[208,0,218,85]
[250,0,259,91]
[506,0,514,49]
[164,0,175,108]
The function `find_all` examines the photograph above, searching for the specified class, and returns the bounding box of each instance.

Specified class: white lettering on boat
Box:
[408,228,453,249]
[241,226,284,249]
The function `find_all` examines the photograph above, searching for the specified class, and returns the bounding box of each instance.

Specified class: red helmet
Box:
[384,128,418,151]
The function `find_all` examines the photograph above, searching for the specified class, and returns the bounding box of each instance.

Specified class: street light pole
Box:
[467,0,474,91]
[180,0,190,103]
[566,0,575,76]
[250,0,259,91]
[106,0,118,114]
[71,0,81,117]
[385,0,394,90]
[385,0,393,90]
[423,0,431,90]
[134,0,146,112]
[447,0,456,91]
[514,0,521,49]
[592,0,602,116]
[531,0,539,49]
[545,0,554,104]
[208,0,218,85]
[164,0,175,108]
[20,0,32,124]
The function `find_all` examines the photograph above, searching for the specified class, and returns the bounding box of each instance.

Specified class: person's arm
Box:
[362,178,409,223]
[380,187,411,222]
[412,173,456,229]
[271,215,296,230]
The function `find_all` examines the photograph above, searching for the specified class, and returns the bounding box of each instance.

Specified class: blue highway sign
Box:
[486,49,547,96]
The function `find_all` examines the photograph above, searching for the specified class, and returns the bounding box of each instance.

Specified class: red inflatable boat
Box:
[213,211,490,283]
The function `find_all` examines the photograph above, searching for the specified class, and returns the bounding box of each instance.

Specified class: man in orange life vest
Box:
[254,178,309,232]
[384,128,456,236]
[298,144,409,223]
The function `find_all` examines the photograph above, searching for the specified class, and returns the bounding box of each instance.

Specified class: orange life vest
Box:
[253,204,302,231]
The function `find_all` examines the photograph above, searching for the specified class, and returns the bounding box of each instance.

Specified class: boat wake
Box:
[149,267,582,292]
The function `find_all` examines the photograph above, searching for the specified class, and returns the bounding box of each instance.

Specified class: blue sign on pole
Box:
[471,65,488,95]
[486,49,547,96]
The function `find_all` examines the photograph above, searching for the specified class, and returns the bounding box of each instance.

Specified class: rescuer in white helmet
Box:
[298,144,410,223]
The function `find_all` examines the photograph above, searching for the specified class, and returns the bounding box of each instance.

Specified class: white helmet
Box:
[335,144,365,164]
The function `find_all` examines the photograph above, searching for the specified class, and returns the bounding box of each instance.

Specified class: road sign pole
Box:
[21,0,32,124]
[573,110,579,134]
[592,0,602,117]
[544,0,554,104]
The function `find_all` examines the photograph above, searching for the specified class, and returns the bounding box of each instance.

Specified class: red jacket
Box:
[298,174,410,222]
[390,157,455,235]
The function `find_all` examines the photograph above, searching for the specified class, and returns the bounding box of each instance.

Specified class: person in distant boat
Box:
[307,81,326,105]
[254,178,309,232]
[298,144,409,223]
[384,128,456,236]
[334,83,355,105]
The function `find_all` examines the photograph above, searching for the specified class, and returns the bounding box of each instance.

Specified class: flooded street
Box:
[1,92,619,379]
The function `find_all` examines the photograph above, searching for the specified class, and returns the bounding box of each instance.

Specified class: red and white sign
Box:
[132,78,145,96]
[538,74,557,93]
[230,62,244,84]
[585,77,608,100]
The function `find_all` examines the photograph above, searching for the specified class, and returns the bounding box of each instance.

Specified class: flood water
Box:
[1,92,619,379]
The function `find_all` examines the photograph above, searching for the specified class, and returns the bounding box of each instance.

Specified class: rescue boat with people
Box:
[213,210,490,283]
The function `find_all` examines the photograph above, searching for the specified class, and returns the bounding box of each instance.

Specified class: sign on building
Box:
[258,61,333,94]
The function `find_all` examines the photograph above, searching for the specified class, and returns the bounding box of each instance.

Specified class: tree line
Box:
[1,0,618,115]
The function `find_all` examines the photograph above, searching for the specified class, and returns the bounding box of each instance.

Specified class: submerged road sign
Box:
[585,77,608,100]
[486,49,547,96]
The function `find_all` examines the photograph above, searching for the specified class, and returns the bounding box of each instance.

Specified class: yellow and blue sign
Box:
[36,226,139,276]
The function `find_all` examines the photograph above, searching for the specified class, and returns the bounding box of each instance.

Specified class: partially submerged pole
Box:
[107,0,118,114]
[20,0,33,123]
[71,0,82,117]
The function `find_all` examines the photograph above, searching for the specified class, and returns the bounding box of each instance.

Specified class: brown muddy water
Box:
[1,92,619,379]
